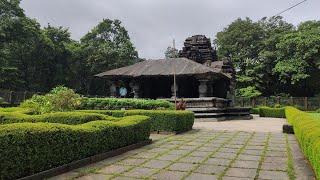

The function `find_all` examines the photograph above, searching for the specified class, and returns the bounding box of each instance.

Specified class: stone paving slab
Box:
[50,118,315,180]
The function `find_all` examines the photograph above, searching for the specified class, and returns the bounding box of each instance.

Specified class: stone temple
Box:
[96,35,250,120]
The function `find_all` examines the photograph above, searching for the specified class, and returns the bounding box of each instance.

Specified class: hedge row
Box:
[0,115,150,179]
[250,107,260,114]
[78,110,195,133]
[0,108,116,125]
[285,107,320,178]
[79,98,174,110]
[0,108,195,133]
[258,106,286,118]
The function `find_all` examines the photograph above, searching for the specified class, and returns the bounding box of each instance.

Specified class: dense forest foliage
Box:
[0,0,140,95]
[1,1,320,97]
[216,16,320,97]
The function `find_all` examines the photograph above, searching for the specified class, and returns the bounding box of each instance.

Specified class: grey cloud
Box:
[21,0,320,59]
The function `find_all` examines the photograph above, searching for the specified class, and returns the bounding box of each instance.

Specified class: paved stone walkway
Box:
[50,118,315,180]
[193,115,286,132]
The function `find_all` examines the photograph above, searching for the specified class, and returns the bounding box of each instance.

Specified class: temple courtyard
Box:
[50,117,315,180]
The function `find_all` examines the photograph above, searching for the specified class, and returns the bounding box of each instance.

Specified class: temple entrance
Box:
[139,76,200,99]
[177,77,199,98]
[140,77,172,99]
[212,79,229,98]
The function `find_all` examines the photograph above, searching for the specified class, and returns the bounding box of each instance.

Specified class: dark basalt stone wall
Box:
[179,35,217,64]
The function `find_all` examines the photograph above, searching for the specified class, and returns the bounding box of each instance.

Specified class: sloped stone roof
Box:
[95,58,230,79]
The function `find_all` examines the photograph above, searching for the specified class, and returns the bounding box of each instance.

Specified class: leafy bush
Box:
[77,109,194,133]
[273,104,282,108]
[259,106,286,118]
[236,86,262,98]
[0,97,7,104]
[0,107,33,114]
[285,107,320,178]
[0,111,116,125]
[250,107,260,114]
[20,95,53,114]
[0,108,194,133]
[79,98,174,110]
[20,86,81,114]
[48,86,81,111]
[0,115,150,179]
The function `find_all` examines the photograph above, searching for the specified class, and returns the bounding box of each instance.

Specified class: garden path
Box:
[50,117,315,180]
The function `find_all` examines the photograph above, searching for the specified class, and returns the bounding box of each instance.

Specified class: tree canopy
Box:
[0,0,139,95]
[216,17,320,97]
[1,1,319,98]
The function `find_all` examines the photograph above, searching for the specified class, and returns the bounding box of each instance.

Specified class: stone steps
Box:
[195,112,250,118]
[187,107,252,121]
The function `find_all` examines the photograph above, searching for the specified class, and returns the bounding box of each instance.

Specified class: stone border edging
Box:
[18,139,152,180]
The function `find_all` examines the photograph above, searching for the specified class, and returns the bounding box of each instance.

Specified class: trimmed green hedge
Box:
[78,110,194,133]
[0,109,116,125]
[0,107,33,114]
[285,107,320,178]
[250,107,260,114]
[80,98,174,110]
[259,106,286,118]
[0,115,150,179]
[0,108,194,133]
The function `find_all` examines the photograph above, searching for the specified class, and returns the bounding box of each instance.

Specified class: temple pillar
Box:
[129,81,140,98]
[198,79,208,97]
[207,81,213,97]
[171,82,179,98]
[109,82,117,97]
[227,80,236,106]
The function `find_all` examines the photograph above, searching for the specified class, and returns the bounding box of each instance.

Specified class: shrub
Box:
[0,97,6,104]
[259,106,286,118]
[79,98,174,110]
[250,107,260,114]
[0,115,150,179]
[77,109,194,133]
[236,86,262,98]
[48,86,81,111]
[0,107,33,114]
[285,107,320,178]
[0,108,194,133]
[20,86,81,114]
[125,110,194,133]
[0,110,116,125]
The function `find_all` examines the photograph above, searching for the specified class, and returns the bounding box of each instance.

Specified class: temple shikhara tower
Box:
[96,35,249,120]
[179,35,217,64]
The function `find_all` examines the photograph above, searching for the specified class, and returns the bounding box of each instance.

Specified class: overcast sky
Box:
[21,0,320,59]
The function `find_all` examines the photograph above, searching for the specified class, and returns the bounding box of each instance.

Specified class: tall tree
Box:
[0,0,42,90]
[80,19,139,94]
[215,16,320,97]
[273,20,320,96]
[216,17,265,97]
[39,25,74,90]
[164,46,179,59]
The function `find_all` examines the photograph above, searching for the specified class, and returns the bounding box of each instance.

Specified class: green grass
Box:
[286,134,296,180]
[218,132,255,180]
[254,133,271,179]
[309,113,320,118]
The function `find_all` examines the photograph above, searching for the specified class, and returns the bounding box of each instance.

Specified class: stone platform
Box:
[164,97,252,121]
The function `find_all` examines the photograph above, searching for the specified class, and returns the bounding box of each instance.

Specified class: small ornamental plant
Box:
[20,86,81,114]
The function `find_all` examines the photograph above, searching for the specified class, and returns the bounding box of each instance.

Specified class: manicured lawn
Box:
[310,113,320,119]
